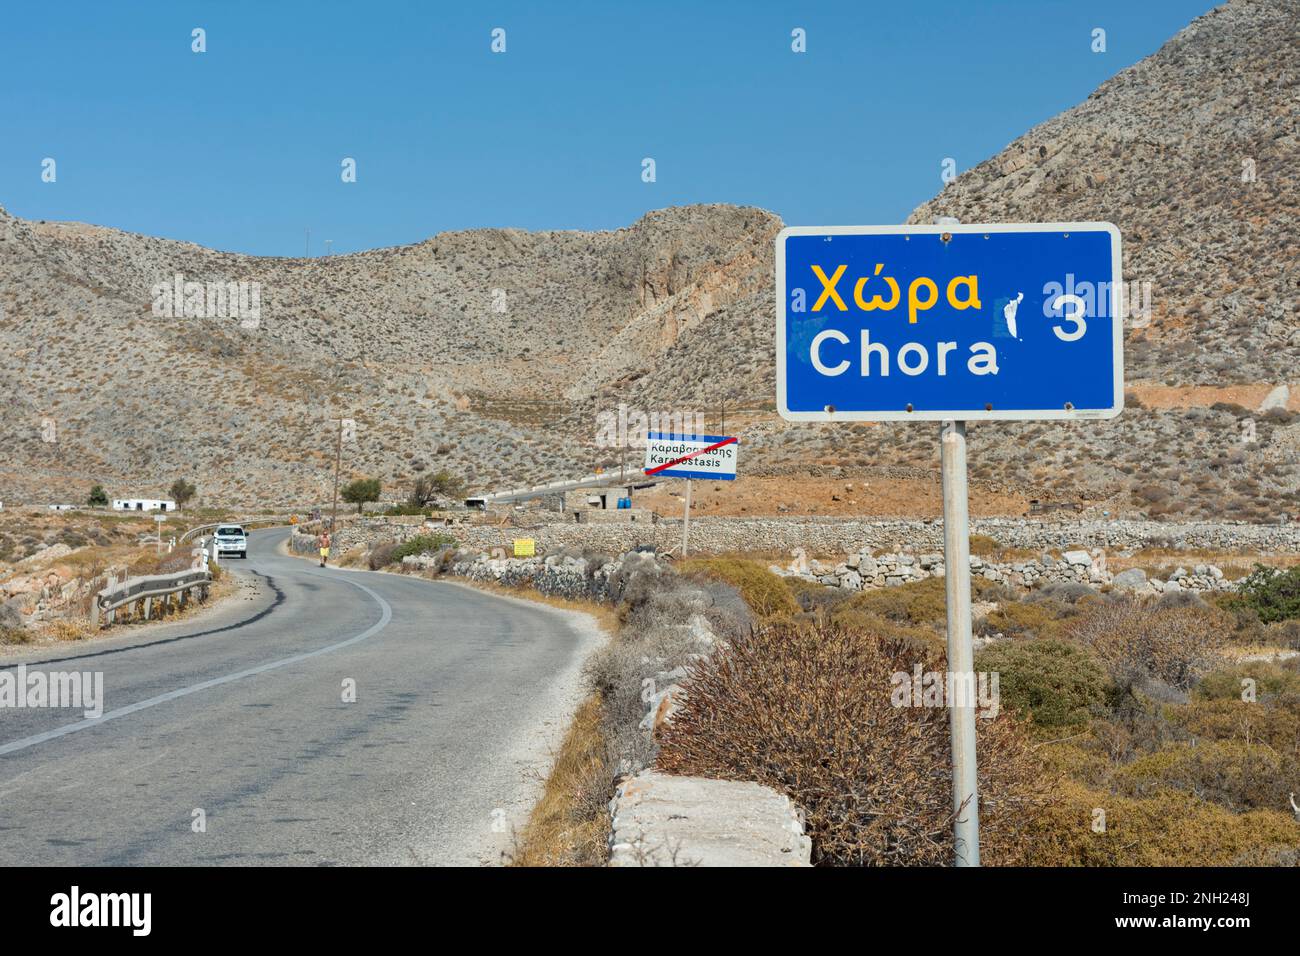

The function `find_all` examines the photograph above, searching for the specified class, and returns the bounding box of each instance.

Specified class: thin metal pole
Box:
[680,478,692,557]
[329,417,343,532]
[940,419,980,866]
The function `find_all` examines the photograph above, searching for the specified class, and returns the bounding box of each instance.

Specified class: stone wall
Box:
[315,514,1300,558]
[404,548,618,603]
[774,546,1242,595]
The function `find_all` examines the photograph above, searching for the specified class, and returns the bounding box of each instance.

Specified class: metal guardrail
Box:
[93,568,212,625]
[466,472,657,507]
[179,516,293,543]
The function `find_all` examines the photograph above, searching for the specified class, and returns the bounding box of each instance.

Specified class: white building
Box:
[112,498,177,513]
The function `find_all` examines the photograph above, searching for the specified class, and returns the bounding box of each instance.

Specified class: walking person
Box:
[318,529,331,567]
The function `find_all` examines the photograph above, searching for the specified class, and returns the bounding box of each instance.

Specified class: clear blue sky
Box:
[0,0,1218,257]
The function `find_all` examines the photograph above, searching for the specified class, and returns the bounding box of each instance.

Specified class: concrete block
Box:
[609,771,811,867]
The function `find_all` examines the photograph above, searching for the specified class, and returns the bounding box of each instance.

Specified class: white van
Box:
[214,525,248,559]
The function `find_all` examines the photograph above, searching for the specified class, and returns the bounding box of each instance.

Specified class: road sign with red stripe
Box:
[643,432,738,480]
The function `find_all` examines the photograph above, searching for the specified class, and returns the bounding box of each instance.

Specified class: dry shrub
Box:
[368,540,397,570]
[1113,741,1295,812]
[829,606,944,658]
[154,550,194,574]
[1267,618,1300,650]
[0,624,33,646]
[677,558,797,621]
[841,576,949,626]
[1021,780,1299,866]
[586,567,749,775]
[338,544,369,568]
[48,619,94,642]
[785,577,850,614]
[1195,661,1300,701]
[1070,600,1228,691]
[1166,697,1300,752]
[655,619,1051,866]
[980,600,1065,640]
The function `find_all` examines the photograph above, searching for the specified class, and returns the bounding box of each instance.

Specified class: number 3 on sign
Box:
[1052,293,1087,342]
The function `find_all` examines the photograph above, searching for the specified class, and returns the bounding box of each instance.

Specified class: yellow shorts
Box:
[320,548,330,558]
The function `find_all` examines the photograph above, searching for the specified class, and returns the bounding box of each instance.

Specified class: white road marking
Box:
[0,573,392,758]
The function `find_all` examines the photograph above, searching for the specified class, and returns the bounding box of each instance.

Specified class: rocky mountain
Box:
[0,0,1295,519]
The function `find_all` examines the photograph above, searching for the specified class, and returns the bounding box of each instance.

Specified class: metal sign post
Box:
[681,478,692,557]
[940,419,979,865]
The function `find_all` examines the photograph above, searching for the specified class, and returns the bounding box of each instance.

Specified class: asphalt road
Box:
[0,528,602,866]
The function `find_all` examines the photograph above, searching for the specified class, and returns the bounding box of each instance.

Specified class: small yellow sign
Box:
[513,538,536,558]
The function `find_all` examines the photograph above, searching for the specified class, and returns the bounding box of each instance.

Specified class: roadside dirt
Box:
[629,473,1028,519]
[1127,383,1298,411]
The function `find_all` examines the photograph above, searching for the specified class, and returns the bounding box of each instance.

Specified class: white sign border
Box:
[775,222,1124,422]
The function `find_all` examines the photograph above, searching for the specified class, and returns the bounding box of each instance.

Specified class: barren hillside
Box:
[0,0,1296,518]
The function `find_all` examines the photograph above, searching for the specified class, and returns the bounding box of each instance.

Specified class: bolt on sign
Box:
[776,223,1123,421]
[513,538,536,558]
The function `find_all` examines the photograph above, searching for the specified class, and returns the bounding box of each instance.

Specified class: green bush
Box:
[1230,564,1300,623]
[382,503,431,516]
[407,470,466,507]
[848,576,948,625]
[341,477,382,514]
[975,639,1110,727]
[390,533,457,564]
[678,558,797,621]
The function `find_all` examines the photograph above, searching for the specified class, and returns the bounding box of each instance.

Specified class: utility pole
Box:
[329,417,343,531]
[305,228,311,258]
[325,239,333,256]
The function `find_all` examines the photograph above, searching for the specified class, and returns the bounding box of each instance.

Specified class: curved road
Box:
[0,528,602,866]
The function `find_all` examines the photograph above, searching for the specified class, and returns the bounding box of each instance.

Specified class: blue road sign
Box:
[776,223,1123,421]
